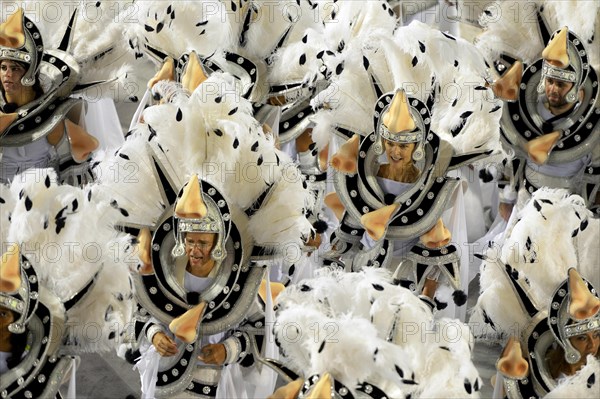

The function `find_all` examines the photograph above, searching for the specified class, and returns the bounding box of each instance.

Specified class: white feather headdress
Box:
[311,20,502,154]
[14,1,142,99]
[97,73,313,255]
[476,0,599,71]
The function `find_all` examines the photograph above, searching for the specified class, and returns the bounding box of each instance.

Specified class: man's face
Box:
[545,77,574,108]
[0,60,26,95]
[184,232,216,270]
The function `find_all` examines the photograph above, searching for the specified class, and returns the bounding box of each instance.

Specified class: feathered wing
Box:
[475,0,545,66]
[417,318,483,398]
[310,43,380,147]
[476,0,599,71]
[5,168,135,352]
[265,0,397,148]
[470,244,532,337]
[274,268,481,397]
[143,75,314,252]
[17,1,142,100]
[473,189,596,336]
[390,21,502,154]
[125,0,243,62]
[502,189,594,302]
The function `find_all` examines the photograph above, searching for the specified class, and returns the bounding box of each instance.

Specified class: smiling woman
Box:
[378,140,420,184]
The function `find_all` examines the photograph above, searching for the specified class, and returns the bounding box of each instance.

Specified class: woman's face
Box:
[0,60,26,96]
[0,306,15,332]
[570,330,600,359]
[384,140,415,169]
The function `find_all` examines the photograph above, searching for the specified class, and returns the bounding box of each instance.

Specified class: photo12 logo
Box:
[1,1,141,24]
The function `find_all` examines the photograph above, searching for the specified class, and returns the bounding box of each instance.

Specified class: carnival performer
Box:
[89,47,313,395]
[0,242,92,398]
[132,175,266,399]
[0,6,135,185]
[0,164,138,396]
[147,227,224,361]
[472,187,599,398]
[490,266,600,398]
[0,5,142,373]
[475,1,600,224]
[306,20,501,317]
[261,1,399,265]
[0,6,144,373]
[546,329,600,380]
[127,0,337,280]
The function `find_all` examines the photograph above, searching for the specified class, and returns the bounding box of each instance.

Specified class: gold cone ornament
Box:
[65,120,99,162]
[0,113,18,134]
[361,204,399,241]
[181,51,208,93]
[330,135,360,174]
[259,280,285,307]
[169,301,207,343]
[306,373,333,399]
[267,379,304,399]
[497,336,529,379]
[137,228,154,275]
[383,89,416,134]
[420,218,451,249]
[525,131,560,165]
[0,8,25,48]
[148,57,175,88]
[324,192,345,222]
[542,27,570,68]
[568,268,600,321]
[491,61,523,102]
[175,175,208,219]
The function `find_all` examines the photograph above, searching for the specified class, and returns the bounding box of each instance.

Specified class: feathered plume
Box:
[274,268,480,397]
[4,168,135,352]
